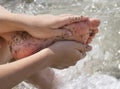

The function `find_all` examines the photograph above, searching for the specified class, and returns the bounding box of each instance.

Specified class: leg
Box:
[0,16,100,88]
[0,17,100,59]
[0,37,12,64]
[0,17,100,89]
[26,68,55,89]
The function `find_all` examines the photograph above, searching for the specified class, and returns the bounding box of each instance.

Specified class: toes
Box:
[92,28,99,33]
[79,16,89,22]
[89,18,100,29]
[86,38,92,44]
[86,32,96,44]
[52,16,84,28]
[86,22,99,44]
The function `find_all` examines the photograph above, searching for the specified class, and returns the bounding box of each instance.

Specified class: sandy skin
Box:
[0,17,100,59]
[0,5,101,89]
[0,17,100,89]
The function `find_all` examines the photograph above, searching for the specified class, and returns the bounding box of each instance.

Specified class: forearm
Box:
[0,48,52,89]
[0,5,38,33]
[0,13,32,33]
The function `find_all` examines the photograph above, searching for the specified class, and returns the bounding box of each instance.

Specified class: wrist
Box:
[11,13,33,32]
[39,48,56,68]
[12,14,44,34]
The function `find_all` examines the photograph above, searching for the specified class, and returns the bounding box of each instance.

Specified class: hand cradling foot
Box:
[0,16,100,59]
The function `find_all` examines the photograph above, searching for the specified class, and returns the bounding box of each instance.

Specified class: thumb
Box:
[51,28,72,37]
[85,45,92,51]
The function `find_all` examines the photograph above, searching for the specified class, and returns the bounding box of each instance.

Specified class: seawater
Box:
[0,0,120,89]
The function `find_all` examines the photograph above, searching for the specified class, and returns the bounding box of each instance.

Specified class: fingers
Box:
[50,28,72,37]
[77,44,92,53]
[70,41,92,52]
[75,50,86,60]
[59,50,86,69]
[54,15,89,28]
[63,16,89,24]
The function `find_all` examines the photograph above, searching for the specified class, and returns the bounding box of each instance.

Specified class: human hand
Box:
[45,41,92,69]
[27,14,88,38]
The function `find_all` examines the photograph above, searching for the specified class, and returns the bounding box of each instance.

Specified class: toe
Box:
[89,18,100,29]
[92,28,99,33]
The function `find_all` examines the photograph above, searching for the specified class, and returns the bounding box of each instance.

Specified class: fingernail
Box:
[86,45,92,51]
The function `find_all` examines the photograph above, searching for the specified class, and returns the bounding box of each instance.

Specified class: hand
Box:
[27,14,88,38]
[45,41,92,69]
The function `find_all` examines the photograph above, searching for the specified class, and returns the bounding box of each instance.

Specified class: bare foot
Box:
[0,17,100,59]
[87,18,100,44]
[62,17,100,44]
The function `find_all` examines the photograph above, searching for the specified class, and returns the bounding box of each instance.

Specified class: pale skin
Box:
[0,6,94,89]
[0,5,88,39]
[0,39,91,89]
[0,21,100,89]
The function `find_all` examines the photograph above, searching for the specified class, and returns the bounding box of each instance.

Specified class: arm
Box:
[0,41,91,89]
[0,5,87,38]
[0,5,36,33]
[0,48,51,89]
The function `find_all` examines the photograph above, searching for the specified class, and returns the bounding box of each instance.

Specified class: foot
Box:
[62,17,100,44]
[0,17,100,59]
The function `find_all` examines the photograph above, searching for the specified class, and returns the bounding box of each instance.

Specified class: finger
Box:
[93,28,99,33]
[68,50,86,67]
[79,51,87,59]
[53,16,89,28]
[70,42,92,52]
[64,16,89,24]
[75,50,86,60]
[35,28,72,38]
[51,28,72,37]
[60,50,85,69]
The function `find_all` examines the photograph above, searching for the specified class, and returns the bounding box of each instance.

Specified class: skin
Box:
[0,5,88,39]
[0,17,100,59]
[0,39,91,89]
[0,5,98,89]
[0,5,94,89]
[0,18,100,89]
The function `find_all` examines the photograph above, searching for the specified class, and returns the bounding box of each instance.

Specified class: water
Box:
[0,0,120,89]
